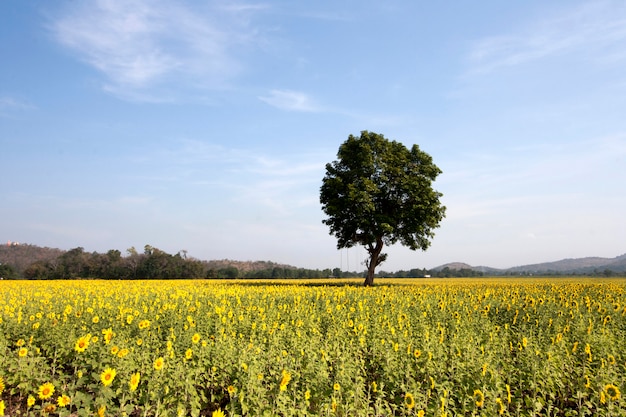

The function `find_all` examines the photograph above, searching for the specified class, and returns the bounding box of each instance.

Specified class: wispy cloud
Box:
[50,0,265,100]
[0,96,35,117]
[467,1,626,75]
[129,138,329,208]
[258,89,321,112]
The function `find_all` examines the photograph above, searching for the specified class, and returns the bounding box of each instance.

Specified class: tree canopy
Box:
[320,131,446,286]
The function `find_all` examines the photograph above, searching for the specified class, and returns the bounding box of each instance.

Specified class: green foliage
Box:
[320,131,446,285]
[0,263,18,280]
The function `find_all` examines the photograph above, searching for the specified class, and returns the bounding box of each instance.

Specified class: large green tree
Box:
[320,131,446,286]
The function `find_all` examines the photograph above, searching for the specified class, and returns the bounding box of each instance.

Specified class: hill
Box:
[434,253,626,275]
[0,243,64,274]
[202,259,298,273]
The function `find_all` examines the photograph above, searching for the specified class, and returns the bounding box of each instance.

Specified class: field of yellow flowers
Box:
[1,278,625,416]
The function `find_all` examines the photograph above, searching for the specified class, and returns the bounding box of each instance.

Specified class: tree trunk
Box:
[363,238,383,286]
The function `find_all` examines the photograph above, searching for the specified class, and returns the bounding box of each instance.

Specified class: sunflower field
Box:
[1,278,625,416]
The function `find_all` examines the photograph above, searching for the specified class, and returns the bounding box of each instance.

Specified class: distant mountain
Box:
[433,254,626,274]
[506,254,626,273]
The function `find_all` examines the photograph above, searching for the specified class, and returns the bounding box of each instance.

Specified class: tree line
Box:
[0,245,342,280]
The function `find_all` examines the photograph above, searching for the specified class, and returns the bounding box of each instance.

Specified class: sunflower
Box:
[38,382,55,400]
[279,370,291,392]
[0,376,5,394]
[154,357,164,371]
[404,392,415,409]
[605,384,621,401]
[102,328,114,344]
[212,409,225,417]
[227,385,236,396]
[333,382,341,391]
[185,349,193,360]
[0,400,4,416]
[496,398,505,415]
[192,333,201,344]
[18,347,28,357]
[416,411,425,417]
[100,367,117,386]
[74,334,91,353]
[57,394,71,407]
[129,372,140,391]
[27,396,36,407]
[474,389,484,407]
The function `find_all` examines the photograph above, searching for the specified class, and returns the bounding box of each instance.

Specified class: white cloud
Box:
[467,1,626,74]
[51,0,264,100]
[0,96,34,116]
[258,89,321,112]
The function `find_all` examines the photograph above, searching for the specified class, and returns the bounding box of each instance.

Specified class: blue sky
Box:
[1,0,625,271]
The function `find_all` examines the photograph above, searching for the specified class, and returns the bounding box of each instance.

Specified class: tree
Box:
[320,131,446,286]
[0,263,18,279]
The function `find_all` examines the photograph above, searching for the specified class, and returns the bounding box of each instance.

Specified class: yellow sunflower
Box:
[129,372,141,392]
[18,347,28,357]
[279,370,291,391]
[496,397,505,415]
[212,409,225,417]
[192,333,201,344]
[154,357,165,371]
[0,376,5,394]
[474,389,484,407]
[57,394,71,407]
[38,382,55,400]
[74,335,91,353]
[404,392,415,409]
[100,367,117,386]
[605,384,621,401]
[102,328,114,344]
